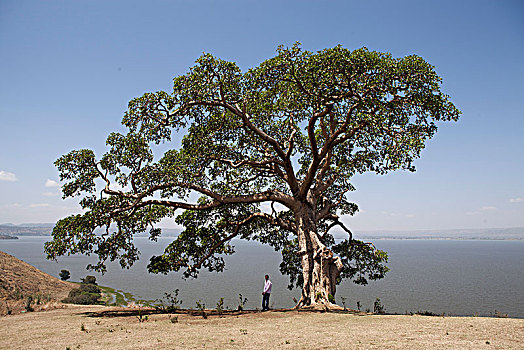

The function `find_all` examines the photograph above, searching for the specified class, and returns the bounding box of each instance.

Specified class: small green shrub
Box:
[59,269,71,281]
[65,289,96,304]
[165,289,182,312]
[63,293,99,305]
[68,288,82,298]
[196,300,207,319]
[136,309,149,323]
[216,297,224,316]
[63,276,102,305]
[416,310,439,316]
[81,276,97,285]
[328,294,335,304]
[36,292,51,304]
[79,283,100,294]
[155,289,182,313]
[25,295,33,312]
[493,310,508,318]
[341,297,347,310]
[237,294,248,311]
[373,298,385,314]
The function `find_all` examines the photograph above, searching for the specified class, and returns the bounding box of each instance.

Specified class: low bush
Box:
[63,293,99,305]
[62,275,102,305]
[68,288,82,298]
[340,297,347,310]
[216,297,224,316]
[136,309,149,323]
[373,298,385,314]
[59,269,71,281]
[25,296,34,312]
[416,310,439,316]
[493,310,508,318]
[154,289,183,313]
[237,294,248,311]
[196,300,207,319]
[328,294,335,304]
[79,283,100,294]
[81,276,97,285]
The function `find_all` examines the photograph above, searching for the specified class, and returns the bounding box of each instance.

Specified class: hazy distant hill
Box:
[19,223,55,228]
[1,223,523,240]
[353,227,524,240]
[0,224,54,236]
[0,223,54,228]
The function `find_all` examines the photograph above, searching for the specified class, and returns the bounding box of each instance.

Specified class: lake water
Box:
[1,237,523,318]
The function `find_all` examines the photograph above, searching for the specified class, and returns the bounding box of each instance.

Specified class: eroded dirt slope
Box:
[0,250,75,315]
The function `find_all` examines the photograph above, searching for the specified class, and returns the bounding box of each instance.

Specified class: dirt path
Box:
[1,305,522,349]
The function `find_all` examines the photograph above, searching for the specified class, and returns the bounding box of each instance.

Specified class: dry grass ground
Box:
[1,305,522,349]
[1,250,522,349]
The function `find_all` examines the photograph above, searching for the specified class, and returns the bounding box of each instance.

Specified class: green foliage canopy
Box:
[45,43,460,290]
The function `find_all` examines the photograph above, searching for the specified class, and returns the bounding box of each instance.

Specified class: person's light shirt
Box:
[264,279,272,294]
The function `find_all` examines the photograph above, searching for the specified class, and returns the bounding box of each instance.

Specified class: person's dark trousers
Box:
[262,293,270,310]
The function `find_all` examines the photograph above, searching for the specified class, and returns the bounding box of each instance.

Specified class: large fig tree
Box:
[45,44,460,307]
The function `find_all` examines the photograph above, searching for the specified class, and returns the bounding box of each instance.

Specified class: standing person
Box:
[261,274,272,311]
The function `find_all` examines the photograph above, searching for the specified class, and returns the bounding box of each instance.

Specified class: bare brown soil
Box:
[0,305,522,349]
[0,250,76,315]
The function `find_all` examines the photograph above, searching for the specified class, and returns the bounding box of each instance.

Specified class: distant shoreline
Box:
[0,234,523,241]
[1,223,523,241]
[357,236,524,241]
[0,234,18,240]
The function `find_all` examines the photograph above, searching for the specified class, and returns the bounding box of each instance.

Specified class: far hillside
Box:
[0,223,54,236]
[1,223,523,240]
[354,227,524,240]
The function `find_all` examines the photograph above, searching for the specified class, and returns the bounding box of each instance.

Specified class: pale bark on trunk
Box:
[294,204,343,308]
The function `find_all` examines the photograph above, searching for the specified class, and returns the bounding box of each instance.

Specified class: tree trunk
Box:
[295,204,343,308]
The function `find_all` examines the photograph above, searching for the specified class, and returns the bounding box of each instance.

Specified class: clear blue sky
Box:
[1,0,523,231]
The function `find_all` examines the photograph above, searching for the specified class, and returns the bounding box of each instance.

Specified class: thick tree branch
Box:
[109,186,294,216]
[176,98,300,195]
[188,210,295,273]
[285,121,297,160]
[308,104,333,161]
[324,216,353,242]
[186,231,239,274]
[232,103,301,194]
[208,155,284,170]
